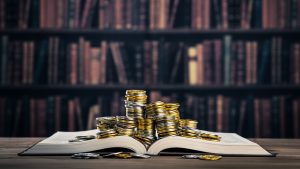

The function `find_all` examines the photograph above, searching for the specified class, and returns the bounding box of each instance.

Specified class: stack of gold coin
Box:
[164,103,180,122]
[178,119,199,138]
[156,116,178,138]
[177,126,200,138]
[96,117,116,131]
[179,119,198,129]
[137,118,155,139]
[116,116,136,136]
[124,90,147,120]
[96,129,118,139]
[96,117,118,139]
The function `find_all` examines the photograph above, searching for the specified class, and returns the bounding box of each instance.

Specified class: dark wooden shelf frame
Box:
[1,29,300,41]
[1,85,300,96]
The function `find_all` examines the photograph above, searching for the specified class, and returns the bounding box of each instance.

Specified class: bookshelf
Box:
[0,0,300,138]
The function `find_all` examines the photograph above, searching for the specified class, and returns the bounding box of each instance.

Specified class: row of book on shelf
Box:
[1,0,300,29]
[1,35,300,85]
[0,92,299,138]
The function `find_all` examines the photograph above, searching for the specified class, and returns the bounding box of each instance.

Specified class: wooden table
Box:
[0,138,299,169]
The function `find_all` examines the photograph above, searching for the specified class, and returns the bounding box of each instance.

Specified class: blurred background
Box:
[0,0,299,138]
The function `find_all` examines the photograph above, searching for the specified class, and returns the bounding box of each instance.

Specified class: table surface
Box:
[0,138,299,169]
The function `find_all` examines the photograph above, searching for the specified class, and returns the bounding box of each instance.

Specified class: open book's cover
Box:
[19,130,274,156]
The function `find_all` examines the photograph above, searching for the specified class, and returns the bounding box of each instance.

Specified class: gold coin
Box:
[199,155,222,161]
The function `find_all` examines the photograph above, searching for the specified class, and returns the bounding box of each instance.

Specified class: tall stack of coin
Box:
[116,116,136,136]
[124,90,147,120]
[96,117,118,139]
[135,118,155,147]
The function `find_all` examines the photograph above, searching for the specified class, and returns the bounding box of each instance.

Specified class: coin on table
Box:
[103,152,132,159]
[130,153,151,158]
[71,153,100,159]
[182,154,200,159]
[199,154,222,161]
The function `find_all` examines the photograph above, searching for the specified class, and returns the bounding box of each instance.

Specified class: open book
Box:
[20,129,271,156]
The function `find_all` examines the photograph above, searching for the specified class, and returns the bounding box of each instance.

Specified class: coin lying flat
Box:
[102,152,132,159]
[71,153,100,159]
[130,153,151,159]
[182,154,199,159]
[199,154,222,161]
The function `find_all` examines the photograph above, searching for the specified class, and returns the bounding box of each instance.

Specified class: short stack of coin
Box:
[179,119,198,129]
[178,119,199,138]
[96,117,116,131]
[96,117,118,139]
[116,116,136,136]
[124,90,147,120]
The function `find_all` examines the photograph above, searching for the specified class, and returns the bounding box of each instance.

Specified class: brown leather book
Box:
[262,0,268,28]
[144,41,152,85]
[251,41,257,84]
[110,42,128,84]
[262,99,271,138]
[30,99,36,136]
[125,0,133,29]
[84,41,91,85]
[187,46,198,85]
[216,95,223,132]
[90,47,101,85]
[203,0,210,29]
[99,0,107,29]
[69,43,78,85]
[81,0,93,28]
[39,0,46,28]
[152,41,159,84]
[28,41,35,84]
[292,99,300,138]
[68,99,76,131]
[214,40,222,85]
[279,96,286,138]
[196,43,204,85]
[246,41,251,84]
[237,99,246,135]
[149,0,155,29]
[37,98,47,136]
[57,0,65,28]
[115,0,123,29]
[22,42,29,84]
[54,96,61,131]
[222,0,228,29]
[254,99,260,138]
[100,41,107,84]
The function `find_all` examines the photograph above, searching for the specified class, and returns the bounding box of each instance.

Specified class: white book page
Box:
[40,129,99,144]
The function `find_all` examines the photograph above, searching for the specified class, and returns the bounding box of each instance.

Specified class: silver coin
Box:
[130,153,151,158]
[71,153,100,159]
[182,154,199,159]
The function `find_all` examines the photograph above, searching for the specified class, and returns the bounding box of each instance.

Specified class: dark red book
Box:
[54,96,61,131]
[100,41,107,84]
[222,0,228,29]
[90,47,101,85]
[69,43,78,85]
[110,42,128,84]
[68,99,76,131]
[279,96,286,138]
[81,0,93,28]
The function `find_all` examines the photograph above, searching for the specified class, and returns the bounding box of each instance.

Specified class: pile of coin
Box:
[116,116,136,136]
[179,119,198,129]
[124,90,147,120]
